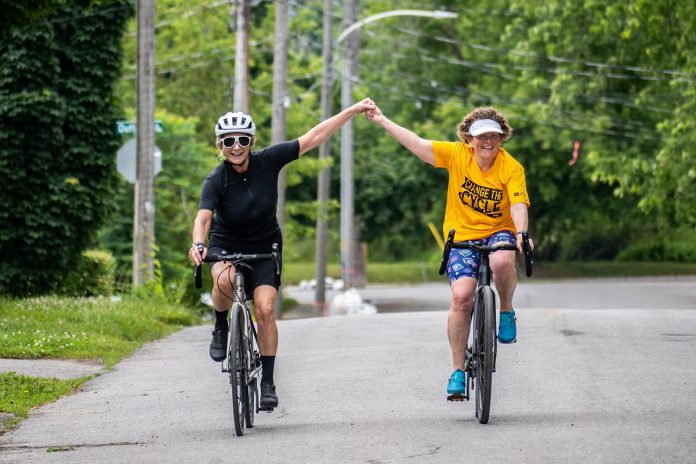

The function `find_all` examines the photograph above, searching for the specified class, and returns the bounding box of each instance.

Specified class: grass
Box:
[284,260,696,285]
[0,295,200,368]
[0,372,90,429]
[532,261,696,279]
[0,294,201,429]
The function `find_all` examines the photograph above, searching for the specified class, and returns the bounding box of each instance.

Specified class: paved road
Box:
[1,279,695,463]
[286,276,696,313]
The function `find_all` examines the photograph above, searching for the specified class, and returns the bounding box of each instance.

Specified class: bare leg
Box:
[252,285,278,356]
[211,262,235,312]
[448,277,477,371]
[490,250,517,311]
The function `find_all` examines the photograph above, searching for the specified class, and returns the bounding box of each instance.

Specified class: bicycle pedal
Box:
[447,394,465,402]
[259,407,274,413]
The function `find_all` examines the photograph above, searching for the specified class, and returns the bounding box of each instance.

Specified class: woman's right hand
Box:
[189,242,206,266]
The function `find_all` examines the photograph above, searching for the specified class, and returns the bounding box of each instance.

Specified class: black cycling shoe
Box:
[259,382,278,410]
[209,327,227,362]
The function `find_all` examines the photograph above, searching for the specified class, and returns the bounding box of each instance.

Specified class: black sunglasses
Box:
[221,135,252,148]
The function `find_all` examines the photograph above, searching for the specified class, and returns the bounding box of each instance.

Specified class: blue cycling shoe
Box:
[498,309,517,344]
[447,369,466,399]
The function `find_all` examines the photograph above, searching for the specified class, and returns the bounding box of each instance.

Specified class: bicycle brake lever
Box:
[521,233,533,277]
[439,229,455,275]
[272,243,280,275]
[194,244,205,288]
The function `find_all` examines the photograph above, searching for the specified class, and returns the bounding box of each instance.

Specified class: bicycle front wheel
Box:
[475,286,496,424]
[245,327,258,429]
[229,303,248,436]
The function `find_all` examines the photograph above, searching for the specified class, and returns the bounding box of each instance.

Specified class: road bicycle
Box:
[194,244,280,436]
[439,229,533,424]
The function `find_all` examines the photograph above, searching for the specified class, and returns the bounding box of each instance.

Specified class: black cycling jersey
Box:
[199,140,300,243]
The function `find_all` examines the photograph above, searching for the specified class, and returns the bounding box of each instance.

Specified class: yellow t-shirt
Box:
[432,141,530,241]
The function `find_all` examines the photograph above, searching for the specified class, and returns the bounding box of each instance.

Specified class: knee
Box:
[490,254,515,276]
[451,289,474,313]
[254,302,276,326]
[212,279,233,297]
[211,267,234,294]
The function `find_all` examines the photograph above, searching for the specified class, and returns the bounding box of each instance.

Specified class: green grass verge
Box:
[532,261,696,279]
[0,372,90,429]
[0,295,200,368]
[284,260,696,284]
[0,295,200,429]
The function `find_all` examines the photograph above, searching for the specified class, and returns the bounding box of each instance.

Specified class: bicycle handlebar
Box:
[438,229,534,277]
[193,243,280,289]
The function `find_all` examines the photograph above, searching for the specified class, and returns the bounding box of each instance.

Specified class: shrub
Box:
[61,250,116,297]
[0,1,132,296]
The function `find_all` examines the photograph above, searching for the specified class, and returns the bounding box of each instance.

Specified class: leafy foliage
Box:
[61,249,117,297]
[0,1,132,296]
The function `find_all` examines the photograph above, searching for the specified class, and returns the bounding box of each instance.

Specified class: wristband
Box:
[516,231,526,236]
[192,241,205,248]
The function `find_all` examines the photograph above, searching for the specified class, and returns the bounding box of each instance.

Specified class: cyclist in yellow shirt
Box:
[367,105,533,398]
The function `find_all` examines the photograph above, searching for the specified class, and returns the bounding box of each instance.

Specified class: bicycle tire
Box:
[229,304,247,436]
[244,324,257,428]
[475,286,495,424]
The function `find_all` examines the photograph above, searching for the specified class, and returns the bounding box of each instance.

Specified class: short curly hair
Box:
[456,107,513,143]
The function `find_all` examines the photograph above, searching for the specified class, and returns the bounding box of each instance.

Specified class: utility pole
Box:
[234,0,249,111]
[340,0,357,289]
[272,0,289,319]
[314,0,332,315]
[133,0,156,286]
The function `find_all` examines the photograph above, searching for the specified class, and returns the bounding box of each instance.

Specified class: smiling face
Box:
[218,132,255,170]
[468,132,501,160]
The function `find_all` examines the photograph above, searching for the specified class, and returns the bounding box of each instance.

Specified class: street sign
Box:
[116,138,162,184]
[116,120,163,135]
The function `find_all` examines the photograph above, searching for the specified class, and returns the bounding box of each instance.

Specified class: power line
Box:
[360,60,656,132]
[359,45,674,114]
[377,24,696,81]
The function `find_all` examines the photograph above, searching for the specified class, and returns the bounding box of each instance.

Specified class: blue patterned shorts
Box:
[446,230,516,284]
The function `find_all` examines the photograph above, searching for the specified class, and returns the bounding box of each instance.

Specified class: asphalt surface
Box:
[1,278,695,463]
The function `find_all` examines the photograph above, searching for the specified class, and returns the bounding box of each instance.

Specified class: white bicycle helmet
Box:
[215,111,256,137]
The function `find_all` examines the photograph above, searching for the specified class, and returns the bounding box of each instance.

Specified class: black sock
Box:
[214,309,229,330]
[261,356,275,384]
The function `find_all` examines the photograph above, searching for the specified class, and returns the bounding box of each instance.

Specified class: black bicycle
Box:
[439,229,533,424]
[194,244,280,436]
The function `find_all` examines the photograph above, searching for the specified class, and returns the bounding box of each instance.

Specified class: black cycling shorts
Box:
[207,231,282,297]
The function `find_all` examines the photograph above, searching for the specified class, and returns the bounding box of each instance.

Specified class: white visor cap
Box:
[469,119,504,136]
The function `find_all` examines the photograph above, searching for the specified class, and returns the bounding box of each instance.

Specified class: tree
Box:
[0,1,132,295]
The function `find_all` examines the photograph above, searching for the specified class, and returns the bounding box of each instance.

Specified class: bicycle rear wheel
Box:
[475,286,496,424]
[229,304,248,436]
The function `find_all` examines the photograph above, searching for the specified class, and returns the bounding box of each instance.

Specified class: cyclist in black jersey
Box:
[189,98,375,409]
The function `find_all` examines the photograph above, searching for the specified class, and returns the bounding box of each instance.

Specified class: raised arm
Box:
[367,104,435,166]
[297,98,375,156]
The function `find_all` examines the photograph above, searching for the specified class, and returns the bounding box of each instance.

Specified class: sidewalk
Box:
[0,359,103,380]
